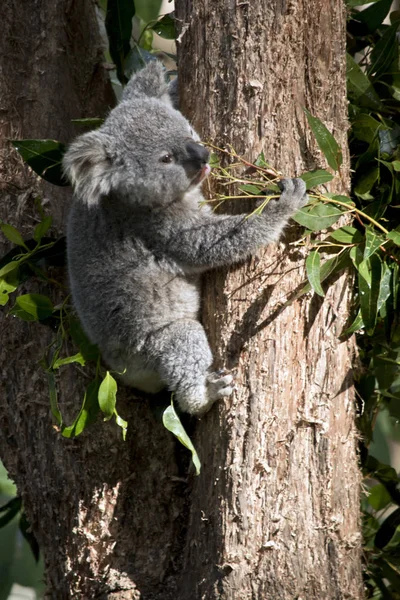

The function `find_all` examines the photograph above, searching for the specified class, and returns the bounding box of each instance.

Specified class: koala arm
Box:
[152,179,306,270]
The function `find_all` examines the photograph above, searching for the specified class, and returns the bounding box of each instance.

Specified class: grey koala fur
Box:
[64,61,307,416]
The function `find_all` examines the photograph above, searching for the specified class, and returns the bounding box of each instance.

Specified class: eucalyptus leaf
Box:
[387,231,400,245]
[300,170,334,189]
[364,228,385,260]
[306,251,325,297]
[352,113,385,144]
[347,54,383,110]
[292,202,344,231]
[53,353,86,370]
[341,310,364,336]
[304,108,343,171]
[105,0,136,83]
[0,223,26,247]
[98,371,118,421]
[355,0,392,32]
[0,260,20,279]
[377,263,392,312]
[369,20,400,78]
[61,379,100,438]
[151,13,176,39]
[14,294,53,321]
[114,410,128,441]
[358,254,381,334]
[33,216,52,242]
[368,483,392,511]
[329,226,363,244]
[162,402,201,475]
[134,0,162,22]
[11,139,67,186]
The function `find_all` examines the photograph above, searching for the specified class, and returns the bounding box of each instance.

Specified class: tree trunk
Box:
[0,1,364,599]
[175,0,364,598]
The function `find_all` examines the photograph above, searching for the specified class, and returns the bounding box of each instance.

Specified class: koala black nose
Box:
[185,141,210,166]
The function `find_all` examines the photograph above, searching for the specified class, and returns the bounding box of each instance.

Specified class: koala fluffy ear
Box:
[63,131,112,205]
[122,61,172,106]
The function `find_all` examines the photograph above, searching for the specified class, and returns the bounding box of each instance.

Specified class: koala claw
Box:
[278,177,308,210]
[207,372,234,400]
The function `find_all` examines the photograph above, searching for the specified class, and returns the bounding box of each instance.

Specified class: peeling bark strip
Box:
[175,0,364,598]
[0,1,363,599]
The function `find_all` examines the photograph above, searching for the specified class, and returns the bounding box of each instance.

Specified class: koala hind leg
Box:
[147,319,233,416]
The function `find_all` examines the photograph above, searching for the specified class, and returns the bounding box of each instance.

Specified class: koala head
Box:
[63,62,210,207]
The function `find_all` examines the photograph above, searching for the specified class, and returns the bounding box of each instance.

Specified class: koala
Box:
[63,61,307,416]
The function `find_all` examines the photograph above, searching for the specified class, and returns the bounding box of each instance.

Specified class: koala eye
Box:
[160,153,174,164]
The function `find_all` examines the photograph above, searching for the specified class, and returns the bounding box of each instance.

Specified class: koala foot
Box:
[206,371,234,400]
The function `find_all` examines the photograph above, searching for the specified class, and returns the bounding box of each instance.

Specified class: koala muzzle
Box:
[185,141,210,168]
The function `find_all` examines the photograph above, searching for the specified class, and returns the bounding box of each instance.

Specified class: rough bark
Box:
[0,1,363,599]
[175,0,364,598]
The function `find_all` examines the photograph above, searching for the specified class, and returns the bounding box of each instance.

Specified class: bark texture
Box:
[0,1,363,599]
[175,0,364,598]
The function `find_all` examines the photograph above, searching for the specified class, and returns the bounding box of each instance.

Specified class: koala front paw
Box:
[278,178,308,211]
[206,371,234,401]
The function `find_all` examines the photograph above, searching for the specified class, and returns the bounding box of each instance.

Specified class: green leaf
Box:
[299,249,352,297]
[387,231,400,246]
[354,166,379,196]
[355,0,392,32]
[0,223,26,247]
[11,139,67,186]
[151,13,176,39]
[33,216,52,242]
[98,371,118,421]
[114,410,128,441]
[364,228,385,260]
[342,310,364,336]
[347,0,381,6]
[240,184,263,195]
[61,379,100,438]
[329,226,363,244]
[105,0,135,83]
[0,260,20,279]
[368,483,392,510]
[369,21,400,78]
[0,277,17,307]
[14,293,53,321]
[8,305,36,321]
[292,202,344,231]
[377,263,392,312]
[300,170,334,189]
[382,525,400,552]
[53,353,86,369]
[346,54,383,110]
[358,254,381,334]
[0,497,22,529]
[304,108,342,171]
[306,251,325,297]
[134,0,162,22]
[375,508,400,549]
[352,113,386,144]
[162,401,201,475]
